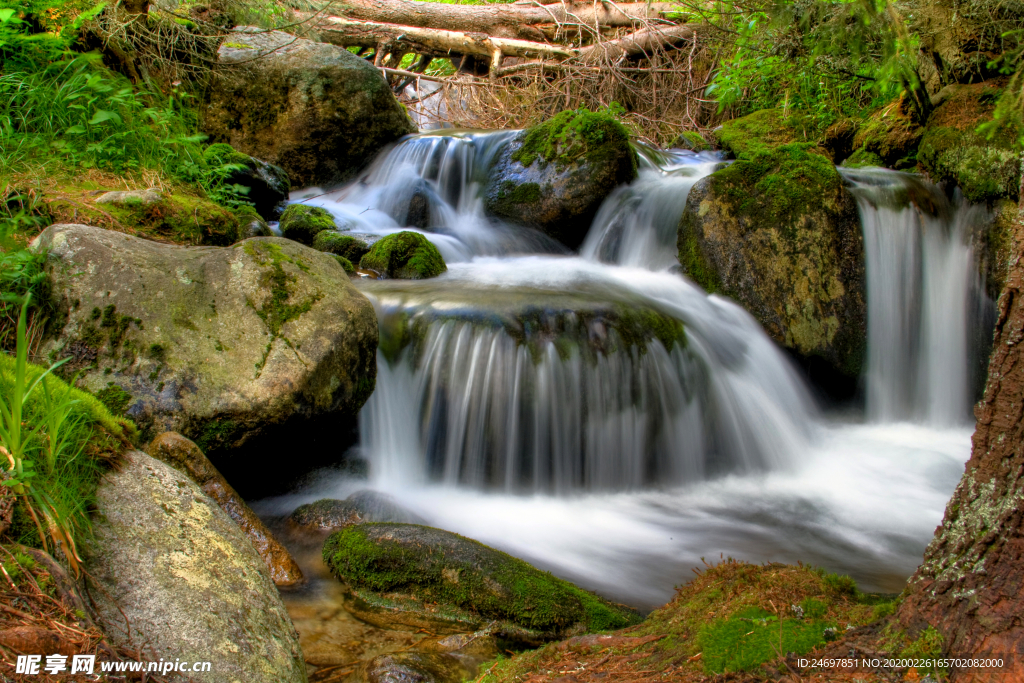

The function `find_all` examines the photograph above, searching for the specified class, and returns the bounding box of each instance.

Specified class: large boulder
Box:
[484,108,638,249]
[678,142,866,378]
[32,224,378,462]
[323,523,641,642]
[83,450,306,682]
[917,81,1020,204]
[203,28,417,188]
[147,432,304,586]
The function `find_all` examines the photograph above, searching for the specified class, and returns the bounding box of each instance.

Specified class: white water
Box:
[274,138,984,607]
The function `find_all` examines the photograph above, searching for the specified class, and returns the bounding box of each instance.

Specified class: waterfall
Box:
[843,169,993,426]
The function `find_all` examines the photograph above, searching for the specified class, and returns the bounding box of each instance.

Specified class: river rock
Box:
[361,652,472,683]
[32,224,378,460]
[290,491,422,535]
[360,231,447,279]
[323,523,640,642]
[313,231,372,264]
[678,142,866,378]
[280,204,337,245]
[203,28,417,188]
[92,190,246,246]
[483,108,638,249]
[917,81,1020,203]
[83,450,306,682]
[203,143,291,220]
[147,431,304,586]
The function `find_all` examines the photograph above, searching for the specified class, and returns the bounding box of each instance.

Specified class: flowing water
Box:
[270,133,985,609]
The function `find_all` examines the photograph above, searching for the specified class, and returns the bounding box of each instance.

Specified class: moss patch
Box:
[848,99,923,170]
[279,204,337,245]
[312,231,370,263]
[671,130,710,152]
[324,523,641,635]
[95,382,133,417]
[103,193,244,246]
[512,108,636,171]
[360,231,446,279]
[714,109,818,159]
[842,147,885,169]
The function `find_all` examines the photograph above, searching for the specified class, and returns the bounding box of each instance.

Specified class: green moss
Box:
[697,606,836,674]
[714,109,818,159]
[360,231,447,279]
[193,417,239,453]
[841,147,885,169]
[677,224,720,293]
[333,255,355,274]
[95,382,133,417]
[512,108,635,171]
[323,524,641,634]
[312,231,369,263]
[503,181,542,204]
[202,142,253,169]
[709,143,843,238]
[671,130,710,152]
[104,193,245,246]
[612,305,687,353]
[279,204,337,245]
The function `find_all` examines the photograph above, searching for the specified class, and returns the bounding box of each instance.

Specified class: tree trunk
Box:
[894,154,1024,681]
[578,23,694,63]
[321,0,678,40]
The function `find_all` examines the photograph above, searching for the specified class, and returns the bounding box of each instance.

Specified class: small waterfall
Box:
[581,150,720,269]
[295,131,562,262]
[843,169,993,425]
[360,265,816,494]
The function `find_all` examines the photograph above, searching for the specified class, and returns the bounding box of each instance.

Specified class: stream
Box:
[255,132,989,643]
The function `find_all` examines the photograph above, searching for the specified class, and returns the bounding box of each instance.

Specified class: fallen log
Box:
[308,0,679,40]
[579,23,694,62]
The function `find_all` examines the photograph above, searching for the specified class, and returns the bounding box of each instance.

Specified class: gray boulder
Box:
[32,224,378,459]
[484,108,637,249]
[203,28,417,188]
[289,490,423,535]
[84,450,306,682]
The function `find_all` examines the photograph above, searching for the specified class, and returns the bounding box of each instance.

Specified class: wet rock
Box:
[405,188,432,229]
[678,141,866,379]
[96,188,164,206]
[290,491,422,535]
[204,28,417,188]
[280,204,337,245]
[484,108,637,249]
[147,431,304,587]
[236,205,273,238]
[360,231,446,279]
[323,523,641,641]
[83,450,306,682]
[917,81,1020,203]
[361,651,472,683]
[202,143,291,220]
[845,99,923,170]
[313,230,372,264]
[32,224,378,459]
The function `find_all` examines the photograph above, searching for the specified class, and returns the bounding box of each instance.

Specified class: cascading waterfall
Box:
[842,169,994,426]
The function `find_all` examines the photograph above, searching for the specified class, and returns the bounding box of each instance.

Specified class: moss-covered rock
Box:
[713,109,820,159]
[32,224,378,458]
[917,81,1020,203]
[484,109,638,249]
[841,148,885,169]
[290,491,422,535]
[313,230,371,264]
[671,130,711,152]
[363,652,472,683]
[847,98,924,170]
[280,204,336,245]
[95,188,247,245]
[234,204,273,238]
[678,143,866,377]
[84,450,306,682]
[203,28,417,188]
[360,231,446,279]
[323,523,641,641]
[203,142,291,220]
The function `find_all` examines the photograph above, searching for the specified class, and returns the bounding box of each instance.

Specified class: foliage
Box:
[0,298,133,573]
[0,247,51,353]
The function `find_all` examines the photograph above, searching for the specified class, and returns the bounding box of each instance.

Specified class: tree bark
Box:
[318,0,678,40]
[894,153,1024,681]
[578,23,694,63]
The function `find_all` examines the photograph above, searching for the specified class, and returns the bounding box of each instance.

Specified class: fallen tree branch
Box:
[579,23,695,62]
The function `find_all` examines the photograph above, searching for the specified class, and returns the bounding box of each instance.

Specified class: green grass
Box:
[697,606,833,674]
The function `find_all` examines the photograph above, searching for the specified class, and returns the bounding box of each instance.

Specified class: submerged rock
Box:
[204,28,417,187]
[917,81,1020,203]
[362,651,473,683]
[84,450,306,682]
[290,491,423,534]
[360,231,447,279]
[323,523,641,641]
[33,224,378,459]
[678,143,866,378]
[147,431,304,586]
[484,108,637,249]
[202,143,291,220]
[280,204,337,245]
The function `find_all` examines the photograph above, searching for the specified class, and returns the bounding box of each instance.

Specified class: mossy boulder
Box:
[323,523,641,641]
[234,204,273,238]
[280,204,336,245]
[713,109,819,159]
[671,130,711,152]
[203,28,417,188]
[484,109,638,249]
[94,188,249,245]
[313,230,371,263]
[678,143,866,378]
[202,143,291,220]
[917,81,1020,203]
[360,231,447,279]
[846,98,924,170]
[32,224,378,460]
[84,450,306,682]
[290,491,422,535]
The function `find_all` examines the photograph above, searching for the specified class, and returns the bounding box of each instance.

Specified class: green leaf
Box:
[88,110,121,126]
[65,125,86,135]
